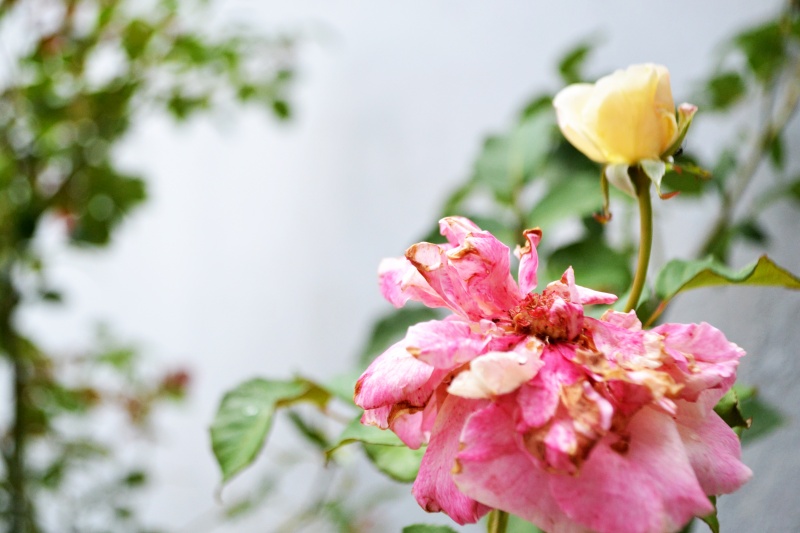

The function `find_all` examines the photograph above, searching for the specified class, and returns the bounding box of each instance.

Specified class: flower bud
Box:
[554,64,690,165]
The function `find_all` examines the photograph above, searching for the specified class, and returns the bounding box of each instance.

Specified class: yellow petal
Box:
[553,83,607,163]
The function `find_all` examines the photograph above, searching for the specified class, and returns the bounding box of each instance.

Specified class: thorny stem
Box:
[487,510,510,533]
[624,168,653,314]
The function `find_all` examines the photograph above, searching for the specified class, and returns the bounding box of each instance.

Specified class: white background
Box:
[15,0,800,531]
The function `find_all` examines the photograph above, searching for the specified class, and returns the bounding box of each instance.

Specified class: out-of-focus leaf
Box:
[704,71,746,110]
[210,378,330,483]
[736,385,785,444]
[471,113,554,203]
[402,525,458,533]
[327,417,424,482]
[527,174,603,231]
[286,410,330,450]
[557,38,597,85]
[735,21,786,83]
[654,255,800,304]
[768,134,784,169]
[359,306,441,367]
[546,239,632,296]
[714,387,750,431]
[363,442,425,483]
[731,219,769,245]
[324,372,359,405]
[326,416,405,457]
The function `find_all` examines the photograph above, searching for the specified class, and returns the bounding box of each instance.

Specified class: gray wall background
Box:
[16,1,800,531]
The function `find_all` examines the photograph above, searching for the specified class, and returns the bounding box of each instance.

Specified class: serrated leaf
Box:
[402,525,458,533]
[654,255,800,303]
[210,378,330,483]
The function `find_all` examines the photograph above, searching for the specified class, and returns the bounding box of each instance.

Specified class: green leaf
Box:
[363,442,425,483]
[735,385,785,444]
[327,416,406,457]
[527,174,603,232]
[705,71,746,110]
[735,21,786,83]
[714,387,750,431]
[210,378,330,483]
[327,416,424,482]
[402,525,458,533]
[768,134,784,170]
[654,255,800,304]
[557,39,595,85]
[359,306,441,367]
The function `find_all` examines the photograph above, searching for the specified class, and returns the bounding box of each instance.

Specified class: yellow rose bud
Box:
[553,64,687,165]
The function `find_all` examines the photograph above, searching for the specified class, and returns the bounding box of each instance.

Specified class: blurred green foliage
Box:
[0,0,296,532]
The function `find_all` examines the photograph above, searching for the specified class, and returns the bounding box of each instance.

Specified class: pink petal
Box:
[354,340,441,410]
[675,399,752,495]
[550,407,713,533]
[560,267,618,306]
[412,395,491,525]
[515,228,542,295]
[439,216,482,246]
[378,256,448,309]
[405,317,491,369]
[517,344,584,429]
[654,322,745,401]
[406,229,520,322]
[455,402,589,533]
[600,310,642,331]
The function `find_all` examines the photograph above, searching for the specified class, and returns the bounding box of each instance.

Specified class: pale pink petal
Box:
[405,317,491,369]
[355,340,443,410]
[655,322,744,401]
[515,228,542,295]
[360,405,391,429]
[557,267,618,306]
[455,402,590,533]
[412,395,491,525]
[378,256,448,309]
[675,399,752,495]
[439,216,482,246]
[600,310,642,331]
[448,340,544,399]
[390,389,444,448]
[550,407,713,533]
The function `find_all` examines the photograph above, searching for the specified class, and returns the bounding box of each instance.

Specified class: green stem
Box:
[487,510,509,533]
[624,168,653,313]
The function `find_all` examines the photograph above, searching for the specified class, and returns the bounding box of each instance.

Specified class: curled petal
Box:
[355,340,441,410]
[378,256,447,309]
[515,228,543,295]
[439,216,482,246]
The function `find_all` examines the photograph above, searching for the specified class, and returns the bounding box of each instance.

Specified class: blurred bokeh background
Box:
[2,0,799,532]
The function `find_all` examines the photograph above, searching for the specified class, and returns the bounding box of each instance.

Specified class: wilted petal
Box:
[515,228,543,295]
[439,216,482,246]
[518,344,584,429]
[378,256,448,309]
[550,408,712,533]
[456,402,589,533]
[654,322,744,401]
[405,317,491,369]
[355,340,441,410]
[412,395,491,525]
[675,398,752,495]
[448,340,544,399]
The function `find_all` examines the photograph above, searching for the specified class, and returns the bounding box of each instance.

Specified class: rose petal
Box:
[448,340,544,399]
[550,407,712,533]
[412,395,491,525]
